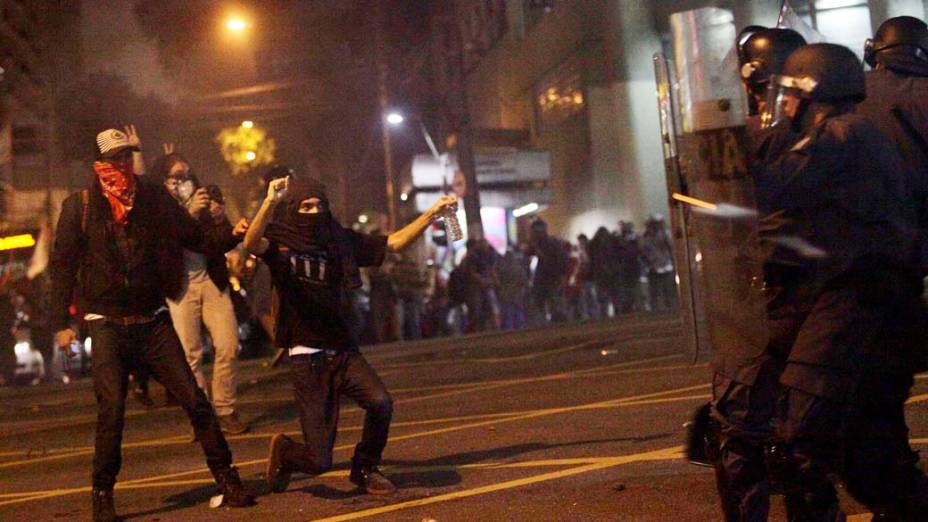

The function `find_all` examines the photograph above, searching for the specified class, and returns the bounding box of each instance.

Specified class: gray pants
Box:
[167,277,239,416]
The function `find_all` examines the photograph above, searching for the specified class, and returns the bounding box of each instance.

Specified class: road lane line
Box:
[0,382,711,501]
[0,390,712,467]
[0,352,688,455]
[311,446,685,522]
[379,335,680,370]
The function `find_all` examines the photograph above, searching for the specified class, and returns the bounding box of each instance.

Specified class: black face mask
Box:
[286,210,333,246]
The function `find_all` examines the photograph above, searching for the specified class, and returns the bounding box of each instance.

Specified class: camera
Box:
[205,184,224,205]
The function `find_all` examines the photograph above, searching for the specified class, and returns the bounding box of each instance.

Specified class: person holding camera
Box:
[155,151,250,435]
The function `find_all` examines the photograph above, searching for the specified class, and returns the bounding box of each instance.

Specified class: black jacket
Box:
[50,177,237,330]
[857,68,928,264]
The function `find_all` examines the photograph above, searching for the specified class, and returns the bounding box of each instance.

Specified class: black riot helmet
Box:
[780,43,866,103]
[739,28,807,97]
[761,44,865,129]
[864,16,928,68]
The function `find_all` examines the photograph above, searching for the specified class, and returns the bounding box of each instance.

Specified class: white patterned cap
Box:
[95,128,138,158]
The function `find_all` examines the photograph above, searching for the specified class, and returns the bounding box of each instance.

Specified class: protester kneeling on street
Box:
[243,175,457,495]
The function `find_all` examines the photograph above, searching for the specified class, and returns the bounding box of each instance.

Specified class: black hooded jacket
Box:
[50,177,238,330]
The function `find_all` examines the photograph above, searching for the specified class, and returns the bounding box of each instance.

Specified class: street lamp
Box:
[386,112,404,125]
[226,17,248,32]
[241,120,254,129]
[386,111,442,162]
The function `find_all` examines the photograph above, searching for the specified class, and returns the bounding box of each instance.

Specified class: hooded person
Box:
[50,128,254,521]
[242,174,457,497]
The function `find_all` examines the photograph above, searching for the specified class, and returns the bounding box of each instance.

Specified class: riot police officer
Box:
[705,27,806,522]
[757,43,928,521]
[857,16,928,268]
[739,27,808,117]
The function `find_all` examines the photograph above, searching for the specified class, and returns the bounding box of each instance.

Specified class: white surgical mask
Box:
[177,180,195,202]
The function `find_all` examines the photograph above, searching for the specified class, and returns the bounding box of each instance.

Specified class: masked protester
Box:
[756,44,928,520]
[703,26,807,522]
[857,16,928,270]
[49,129,254,521]
[243,175,456,496]
[155,152,250,435]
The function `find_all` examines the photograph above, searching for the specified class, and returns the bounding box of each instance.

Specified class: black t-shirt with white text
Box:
[261,230,387,350]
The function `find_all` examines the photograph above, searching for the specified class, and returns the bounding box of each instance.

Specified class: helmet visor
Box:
[760,74,817,129]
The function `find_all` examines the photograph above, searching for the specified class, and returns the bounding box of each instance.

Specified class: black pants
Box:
[89,314,233,489]
[710,357,782,522]
[282,351,393,474]
[775,372,928,521]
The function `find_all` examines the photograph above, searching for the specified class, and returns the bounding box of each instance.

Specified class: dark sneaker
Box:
[350,464,396,495]
[92,488,122,522]
[266,434,293,493]
[219,412,249,435]
[214,466,255,507]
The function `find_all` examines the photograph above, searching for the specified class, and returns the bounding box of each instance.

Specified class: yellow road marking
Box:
[0,455,683,500]
[312,446,685,521]
[379,335,678,369]
[0,383,708,504]
[0,354,690,465]
[0,389,712,470]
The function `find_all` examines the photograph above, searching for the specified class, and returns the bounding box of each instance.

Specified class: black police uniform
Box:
[707,28,806,522]
[755,43,928,520]
[856,17,928,269]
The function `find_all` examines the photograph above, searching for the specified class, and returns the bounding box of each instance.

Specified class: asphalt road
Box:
[1,315,926,521]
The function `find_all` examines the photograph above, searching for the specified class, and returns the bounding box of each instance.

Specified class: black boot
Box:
[350,457,396,495]
[92,488,121,522]
[214,466,255,507]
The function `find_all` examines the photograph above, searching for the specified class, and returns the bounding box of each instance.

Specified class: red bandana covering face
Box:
[92,161,136,225]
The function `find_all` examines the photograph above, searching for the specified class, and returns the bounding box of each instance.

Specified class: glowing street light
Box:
[358,214,369,224]
[226,17,247,32]
[245,150,257,161]
[386,112,404,125]
[241,120,254,129]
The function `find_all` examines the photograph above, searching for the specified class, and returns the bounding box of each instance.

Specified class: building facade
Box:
[439,0,928,239]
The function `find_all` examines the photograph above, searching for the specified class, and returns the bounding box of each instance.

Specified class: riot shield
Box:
[653,53,703,364]
[655,7,768,374]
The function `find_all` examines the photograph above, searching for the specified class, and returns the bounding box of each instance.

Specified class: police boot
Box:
[92,488,121,522]
[214,466,255,507]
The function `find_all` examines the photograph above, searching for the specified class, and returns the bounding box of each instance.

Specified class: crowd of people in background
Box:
[0,156,680,386]
[360,212,678,343]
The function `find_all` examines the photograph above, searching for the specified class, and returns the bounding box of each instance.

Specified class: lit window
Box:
[534,56,585,130]
[792,0,872,59]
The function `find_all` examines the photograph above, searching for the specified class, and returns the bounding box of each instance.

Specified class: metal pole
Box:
[447,2,483,236]
[374,1,398,230]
